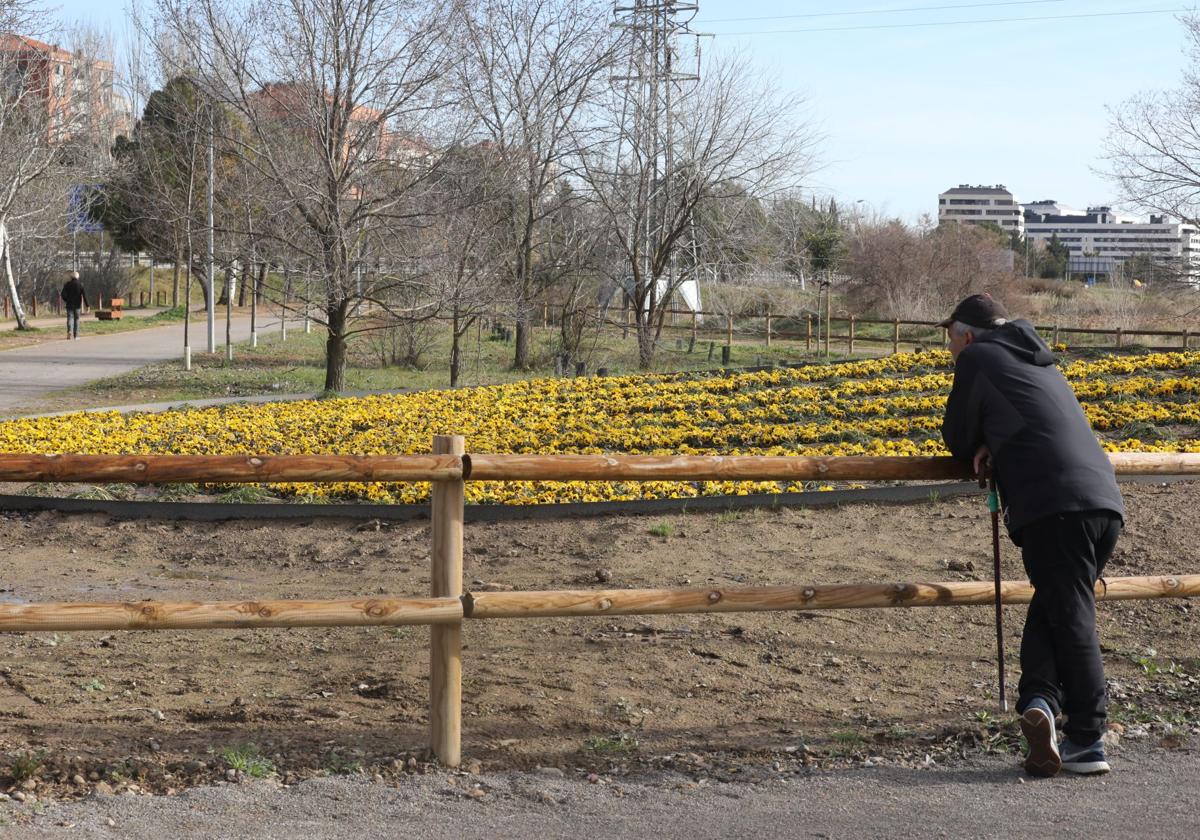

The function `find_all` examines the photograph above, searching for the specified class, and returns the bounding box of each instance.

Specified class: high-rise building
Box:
[0,34,128,147]
[1023,202,1200,278]
[937,185,1024,235]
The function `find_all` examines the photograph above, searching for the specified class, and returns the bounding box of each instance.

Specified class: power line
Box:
[702,0,1066,25]
[717,7,1189,36]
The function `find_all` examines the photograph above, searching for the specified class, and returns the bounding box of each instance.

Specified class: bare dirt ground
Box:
[1,482,1197,806]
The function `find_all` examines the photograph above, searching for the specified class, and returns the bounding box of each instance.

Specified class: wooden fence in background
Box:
[541,303,1196,358]
[2,445,1199,767]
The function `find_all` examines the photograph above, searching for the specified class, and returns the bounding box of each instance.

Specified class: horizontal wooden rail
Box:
[0,454,464,484]
[0,596,463,632]
[464,574,1200,619]
[1108,452,1200,474]
[3,575,1194,632]
[0,453,1196,485]
[465,453,1200,482]
[466,454,974,482]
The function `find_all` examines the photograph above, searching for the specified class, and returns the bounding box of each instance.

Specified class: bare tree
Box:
[579,50,816,368]
[845,219,1015,320]
[153,0,459,391]
[456,0,617,370]
[1105,15,1200,227]
[1,24,112,329]
[1104,14,1200,302]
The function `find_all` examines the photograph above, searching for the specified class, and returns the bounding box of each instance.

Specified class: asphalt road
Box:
[4,744,1197,840]
[0,314,290,415]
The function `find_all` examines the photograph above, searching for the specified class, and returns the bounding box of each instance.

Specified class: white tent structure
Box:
[599,275,703,323]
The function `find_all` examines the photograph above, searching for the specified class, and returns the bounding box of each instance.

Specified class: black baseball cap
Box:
[937,293,1009,329]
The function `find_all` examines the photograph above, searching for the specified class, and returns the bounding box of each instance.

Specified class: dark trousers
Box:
[66,308,80,338]
[1016,510,1121,745]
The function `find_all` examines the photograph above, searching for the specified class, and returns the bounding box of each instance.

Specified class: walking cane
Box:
[987,476,1008,713]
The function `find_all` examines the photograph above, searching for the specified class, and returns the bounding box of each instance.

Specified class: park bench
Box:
[94,297,124,321]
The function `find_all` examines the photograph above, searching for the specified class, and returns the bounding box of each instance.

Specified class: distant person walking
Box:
[60,271,88,340]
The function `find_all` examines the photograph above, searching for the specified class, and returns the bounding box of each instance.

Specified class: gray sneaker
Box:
[1019,699,1061,777]
[1060,738,1110,775]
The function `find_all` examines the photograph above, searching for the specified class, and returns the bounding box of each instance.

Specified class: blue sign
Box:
[68,185,104,234]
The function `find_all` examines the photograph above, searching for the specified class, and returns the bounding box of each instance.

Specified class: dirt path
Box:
[0,315,288,415]
[7,742,1199,840]
[1,481,1196,805]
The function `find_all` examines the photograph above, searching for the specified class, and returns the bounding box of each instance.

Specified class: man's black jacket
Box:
[61,279,88,310]
[941,319,1124,542]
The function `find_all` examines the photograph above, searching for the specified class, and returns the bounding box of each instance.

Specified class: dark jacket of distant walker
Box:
[61,278,88,310]
[941,319,1124,542]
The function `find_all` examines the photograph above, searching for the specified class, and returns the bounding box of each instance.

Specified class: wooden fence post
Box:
[30,297,37,318]
[430,434,465,767]
[1184,329,1191,351]
[765,307,772,348]
[1052,324,1060,347]
[824,291,832,357]
[848,316,856,355]
[726,313,733,348]
[892,318,900,355]
[806,314,812,352]
[1116,327,1123,349]
[691,310,698,342]
[542,302,548,328]
[3,296,8,318]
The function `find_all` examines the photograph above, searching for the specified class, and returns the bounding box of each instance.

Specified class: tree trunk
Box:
[237,259,247,307]
[256,263,267,304]
[324,302,348,392]
[513,314,531,370]
[172,246,182,308]
[512,237,534,370]
[450,307,462,388]
[217,266,231,306]
[637,319,656,369]
[0,222,30,330]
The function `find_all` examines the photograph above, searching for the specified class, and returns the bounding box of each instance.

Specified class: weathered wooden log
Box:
[430,435,464,768]
[466,455,974,482]
[0,597,462,632]
[464,453,1200,482]
[464,575,1200,619]
[1106,452,1200,475]
[0,454,464,484]
[1,453,1196,487]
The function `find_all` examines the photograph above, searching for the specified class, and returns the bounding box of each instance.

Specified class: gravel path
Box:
[0,315,289,415]
[5,744,1196,840]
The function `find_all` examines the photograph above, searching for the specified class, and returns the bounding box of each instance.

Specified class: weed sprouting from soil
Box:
[220,744,276,778]
[217,485,271,504]
[648,521,674,539]
[584,733,639,754]
[6,750,47,783]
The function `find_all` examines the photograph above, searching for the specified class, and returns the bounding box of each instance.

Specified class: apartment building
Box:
[1023,202,1200,277]
[0,35,128,146]
[937,184,1024,235]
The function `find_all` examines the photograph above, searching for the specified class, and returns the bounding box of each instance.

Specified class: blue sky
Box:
[51,0,1194,221]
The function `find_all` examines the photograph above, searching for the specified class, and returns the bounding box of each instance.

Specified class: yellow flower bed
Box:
[1,350,1198,505]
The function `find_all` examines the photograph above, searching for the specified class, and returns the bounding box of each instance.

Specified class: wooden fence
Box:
[2,444,1199,767]
[540,303,1196,358]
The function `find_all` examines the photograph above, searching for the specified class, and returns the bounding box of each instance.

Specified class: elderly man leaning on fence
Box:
[939,293,1125,778]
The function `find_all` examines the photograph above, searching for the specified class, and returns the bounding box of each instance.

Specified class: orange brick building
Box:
[0,34,129,147]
